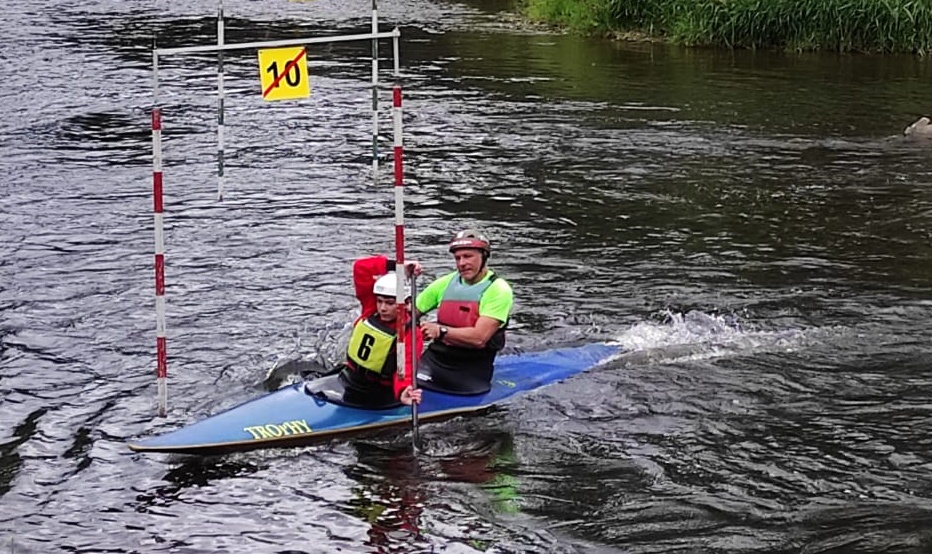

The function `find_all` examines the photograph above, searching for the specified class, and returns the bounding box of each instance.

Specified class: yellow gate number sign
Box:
[258,47,310,101]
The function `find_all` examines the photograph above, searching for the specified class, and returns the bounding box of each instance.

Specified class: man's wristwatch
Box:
[438,326,449,340]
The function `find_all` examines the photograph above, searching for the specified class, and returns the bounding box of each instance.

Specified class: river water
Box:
[2,0,931,552]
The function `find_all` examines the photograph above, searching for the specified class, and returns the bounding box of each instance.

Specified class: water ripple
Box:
[1,0,932,552]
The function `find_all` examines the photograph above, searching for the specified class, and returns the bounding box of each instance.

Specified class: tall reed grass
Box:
[523,0,932,53]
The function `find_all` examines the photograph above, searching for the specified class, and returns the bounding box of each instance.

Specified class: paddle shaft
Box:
[409,271,420,449]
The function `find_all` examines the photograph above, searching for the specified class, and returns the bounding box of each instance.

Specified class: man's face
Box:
[453,248,484,282]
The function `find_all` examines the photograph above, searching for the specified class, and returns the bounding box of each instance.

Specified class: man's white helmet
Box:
[373,274,411,299]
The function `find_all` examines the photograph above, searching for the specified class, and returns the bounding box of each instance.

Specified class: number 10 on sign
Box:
[258,47,310,101]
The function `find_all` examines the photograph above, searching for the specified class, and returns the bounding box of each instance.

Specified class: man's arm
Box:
[415,272,453,316]
[422,277,512,347]
[435,316,503,349]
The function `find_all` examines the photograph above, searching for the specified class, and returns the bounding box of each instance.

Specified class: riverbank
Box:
[521,0,932,54]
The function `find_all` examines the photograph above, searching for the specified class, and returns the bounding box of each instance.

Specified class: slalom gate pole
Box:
[156,31,397,56]
[216,1,226,200]
[371,0,379,188]
[152,47,168,417]
[149,13,401,416]
[390,30,416,448]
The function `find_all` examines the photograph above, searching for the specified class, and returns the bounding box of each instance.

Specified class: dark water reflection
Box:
[1,0,931,552]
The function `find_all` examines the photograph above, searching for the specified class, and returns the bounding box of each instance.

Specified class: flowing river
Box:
[2,0,931,552]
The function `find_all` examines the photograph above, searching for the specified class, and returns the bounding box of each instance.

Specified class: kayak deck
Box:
[128,343,620,455]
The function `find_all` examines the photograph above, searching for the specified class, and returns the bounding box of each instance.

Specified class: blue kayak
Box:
[128,343,620,455]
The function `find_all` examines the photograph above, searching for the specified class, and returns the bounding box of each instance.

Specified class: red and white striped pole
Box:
[152,50,168,417]
[391,32,417,444]
[392,50,405,375]
[392,81,405,367]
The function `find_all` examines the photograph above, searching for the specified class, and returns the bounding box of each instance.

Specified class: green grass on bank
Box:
[522,0,932,54]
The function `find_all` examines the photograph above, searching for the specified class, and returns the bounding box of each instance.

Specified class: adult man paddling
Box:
[412,229,514,395]
[306,255,423,408]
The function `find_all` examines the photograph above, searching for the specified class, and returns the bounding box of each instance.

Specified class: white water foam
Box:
[606,309,826,366]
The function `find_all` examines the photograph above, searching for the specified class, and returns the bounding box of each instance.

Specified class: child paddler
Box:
[306,255,423,408]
